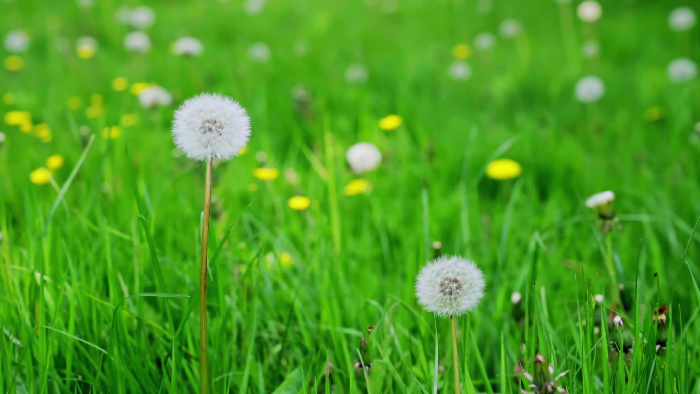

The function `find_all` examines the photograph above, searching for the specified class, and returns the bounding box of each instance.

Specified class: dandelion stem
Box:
[200,158,213,394]
[605,234,620,306]
[451,315,461,394]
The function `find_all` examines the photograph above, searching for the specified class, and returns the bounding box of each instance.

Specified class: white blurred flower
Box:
[594,294,604,303]
[244,0,265,15]
[4,30,30,53]
[76,0,93,7]
[115,6,131,24]
[577,1,602,23]
[346,142,381,173]
[667,58,697,83]
[124,31,151,53]
[139,86,172,108]
[0,131,6,145]
[613,315,623,328]
[499,19,522,38]
[76,36,98,56]
[581,40,599,59]
[248,42,271,62]
[172,93,251,161]
[669,7,696,32]
[130,6,156,29]
[173,37,203,56]
[511,292,522,304]
[474,32,496,50]
[585,191,614,209]
[448,61,472,81]
[345,63,369,84]
[575,75,605,103]
[415,256,485,317]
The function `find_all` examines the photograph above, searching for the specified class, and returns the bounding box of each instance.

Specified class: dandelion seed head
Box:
[345,64,369,84]
[667,58,697,83]
[585,190,614,208]
[172,93,251,161]
[415,256,485,317]
[244,0,265,15]
[346,142,382,174]
[594,294,604,303]
[577,1,602,23]
[581,40,599,59]
[248,42,271,62]
[448,61,472,81]
[172,37,203,56]
[511,292,522,304]
[0,131,6,145]
[130,6,156,29]
[124,31,151,53]
[499,19,522,38]
[139,86,172,108]
[613,315,623,327]
[4,30,30,53]
[474,32,496,50]
[669,7,696,32]
[575,75,605,103]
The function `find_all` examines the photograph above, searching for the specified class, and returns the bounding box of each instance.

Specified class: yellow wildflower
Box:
[4,111,31,126]
[46,154,64,170]
[112,77,128,92]
[86,105,104,118]
[280,253,293,268]
[20,120,33,133]
[120,113,139,128]
[102,126,122,139]
[3,93,16,105]
[253,167,280,181]
[130,82,152,96]
[68,96,82,110]
[287,196,311,211]
[90,94,103,106]
[485,159,522,180]
[239,146,248,155]
[344,179,370,196]
[379,114,403,131]
[34,123,52,142]
[76,45,96,59]
[4,56,24,71]
[644,107,662,122]
[30,167,51,185]
[452,44,472,60]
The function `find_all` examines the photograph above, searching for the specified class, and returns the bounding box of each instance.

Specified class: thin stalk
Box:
[605,235,620,306]
[451,315,460,394]
[200,158,213,394]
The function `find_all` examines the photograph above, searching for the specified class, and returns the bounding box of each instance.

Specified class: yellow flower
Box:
[3,93,16,105]
[90,94,103,106]
[20,120,33,133]
[130,82,152,96]
[4,111,31,126]
[452,44,472,60]
[379,114,403,131]
[253,167,280,181]
[287,196,310,211]
[46,154,64,170]
[102,126,122,139]
[68,96,82,110]
[239,146,248,155]
[486,159,522,180]
[644,107,662,122]
[30,167,52,185]
[280,252,293,268]
[76,45,96,59]
[34,123,52,142]
[86,105,104,118]
[112,77,128,92]
[4,56,24,71]
[344,179,371,196]
[120,113,139,127]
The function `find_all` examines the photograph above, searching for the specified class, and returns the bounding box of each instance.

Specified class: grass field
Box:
[1,0,700,392]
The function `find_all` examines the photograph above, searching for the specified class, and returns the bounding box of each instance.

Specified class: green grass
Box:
[1,0,700,392]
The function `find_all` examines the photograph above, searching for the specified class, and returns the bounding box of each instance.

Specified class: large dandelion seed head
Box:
[575,75,605,103]
[172,93,251,161]
[4,30,30,53]
[577,1,602,23]
[415,256,485,317]
[346,142,382,173]
[667,58,697,83]
[669,7,696,32]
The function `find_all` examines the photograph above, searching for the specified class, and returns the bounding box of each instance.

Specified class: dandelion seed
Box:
[139,86,173,108]
[4,55,24,71]
[577,1,602,23]
[594,294,604,303]
[253,167,279,181]
[499,19,522,38]
[379,114,402,131]
[345,63,369,84]
[75,36,98,59]
[486,159,522,180]
[248,42,271,62]
[452,43,471,60]
[112,77,128,92]
[344,179,370,196]
[474,32,496,50]
[4,30,30,53]
[581,40,599,59]
[346,142,381,174]
[511,292,522,304]
[46,154,64,170]
[667,58,697,83]
[613,315,623,328]
[172,37,204,56]
[30,167,51,185]
[288,196,310,211]
[575,75,605,103]
[520,354,569,394]
[415,256,485,317]
[669,7,696,32]
[3,93,15,105]
[448,61,472,81]
[130,6,156,29]
[124,31,151,53]
[585,190,615,221]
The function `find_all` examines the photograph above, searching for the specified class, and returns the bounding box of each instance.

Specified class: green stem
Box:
[605,235,620,306]
[451,316,461,394]
[200,158,212,393]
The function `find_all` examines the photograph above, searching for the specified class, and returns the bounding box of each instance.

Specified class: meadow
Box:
[1,0,700,392]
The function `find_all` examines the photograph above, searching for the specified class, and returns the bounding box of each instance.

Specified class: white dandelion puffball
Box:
[594,294,604,303]
[499,19,522,38]
[581,40,599,59]
[244,0,265,15]
[172,93,251,161]
[667,58,697,83]
[448,61,472,81]
[0,131,6,145]
[575,75,605,103]
[124,31,151,53]
[115,6,131,24]
[474,32,496,50]
[130,6,156,29]
[585,190,614,208]
[577,1,602,23]
[173,37,203,56]
[669,7,696,32]
[416,256,485,317]
[345,64,369,84]
[5,30,30,53]
[139,86,173,108]
[76,0,93,7]
[346,142,382,173]
[248,42,271,62]
[511,292,522,304]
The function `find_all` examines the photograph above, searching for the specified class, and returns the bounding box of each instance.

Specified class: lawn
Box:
[1,0,699,392]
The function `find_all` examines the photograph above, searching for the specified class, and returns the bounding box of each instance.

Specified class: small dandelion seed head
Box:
[172,93,251,161]
[577,1,602,23]
[581,40,599,59]
[448,60,471,81]
[575,75,605,103]
[415,256,485,317]
[345,63,369,84]
[511,292,522,304]
[474,32,496,50]
[667,58,697,83]
[346,142,381,174]
[499,19,522,38]
[248,42,271,62]
[585,190,614,208]
[129,6,156,29]
[139,86,172,108]
[172,37,203,56]
[4,30,30,53]
[613,315,623,327]
[594,294,604,303]
[124,31,151,53]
